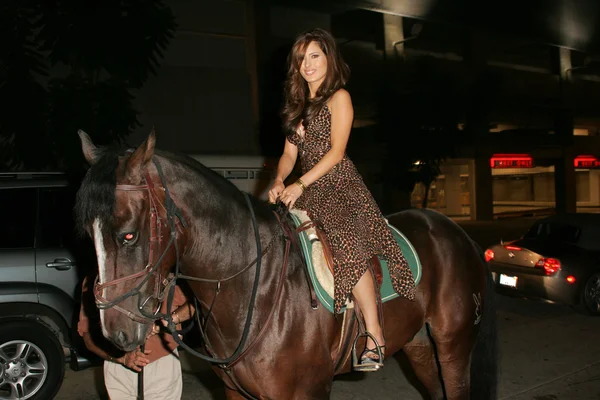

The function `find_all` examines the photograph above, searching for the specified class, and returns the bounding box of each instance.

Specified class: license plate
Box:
[499,274,518,288]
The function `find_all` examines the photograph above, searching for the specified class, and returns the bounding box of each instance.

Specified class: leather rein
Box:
[94,157,292,380]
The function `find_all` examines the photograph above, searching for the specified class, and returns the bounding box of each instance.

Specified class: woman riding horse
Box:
[269,28,415,372]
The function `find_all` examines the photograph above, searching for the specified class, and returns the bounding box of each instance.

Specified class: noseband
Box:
[93,164,182,324]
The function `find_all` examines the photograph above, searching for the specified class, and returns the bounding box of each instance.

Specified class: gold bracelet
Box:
[295,179,307,192]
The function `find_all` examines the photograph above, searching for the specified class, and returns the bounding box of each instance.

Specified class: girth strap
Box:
[275,213,319,309]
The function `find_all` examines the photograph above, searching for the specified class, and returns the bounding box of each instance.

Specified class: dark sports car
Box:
[486,213,600,315]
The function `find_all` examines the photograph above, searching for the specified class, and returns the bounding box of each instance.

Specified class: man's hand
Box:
[149,323,161,336]
[118,347,152,372]
[148,320,183,340]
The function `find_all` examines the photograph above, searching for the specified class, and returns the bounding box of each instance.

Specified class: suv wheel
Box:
[0,320,64,400]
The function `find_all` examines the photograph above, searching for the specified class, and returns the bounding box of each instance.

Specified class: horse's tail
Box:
[470,241,499,400]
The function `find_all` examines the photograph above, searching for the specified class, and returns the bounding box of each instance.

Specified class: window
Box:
[38,187,76,248]
[0,188,36,248]
[524,222,580,243]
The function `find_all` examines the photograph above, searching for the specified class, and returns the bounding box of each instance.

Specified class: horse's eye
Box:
[120,232,138,245]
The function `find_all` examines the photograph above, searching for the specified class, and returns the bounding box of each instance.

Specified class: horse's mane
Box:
[75,146,274,236]
[161,150,243,200]
[75,146,121,236]
[157,150,275,223]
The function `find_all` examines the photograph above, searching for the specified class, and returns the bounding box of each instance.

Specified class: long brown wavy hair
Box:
[282,28,350,136]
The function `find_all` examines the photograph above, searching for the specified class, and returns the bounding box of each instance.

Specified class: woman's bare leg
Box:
[352,271,385,355]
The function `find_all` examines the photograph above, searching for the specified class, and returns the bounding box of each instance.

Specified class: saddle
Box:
[293,209,383,294]
[288,208,422,314]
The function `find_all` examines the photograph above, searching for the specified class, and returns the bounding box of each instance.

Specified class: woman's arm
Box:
[298,89,353,186]
[274,138,299,184]
[269,138,298,203]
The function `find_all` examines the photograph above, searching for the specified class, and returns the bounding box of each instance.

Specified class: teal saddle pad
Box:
[289,212,422,314]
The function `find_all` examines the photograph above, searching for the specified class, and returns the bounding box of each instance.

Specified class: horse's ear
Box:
[126,129,156,178]
[78,130,99,165]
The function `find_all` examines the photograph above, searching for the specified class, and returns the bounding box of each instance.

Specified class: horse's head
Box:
[75,130,179,351]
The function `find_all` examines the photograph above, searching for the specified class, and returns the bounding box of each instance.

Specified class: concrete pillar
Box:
[248,0,272,120]
[382,13,405,60]
[555,148,577,214]
[379,13,412,213]
[245,0,261,124]
[380,13,406,104]
[253,1,283,157]
[464,28,493,220]
[558,47,573,82]
[443,165,463,216]
[463,28,490,138]
[382,14,404,60]
[381,13,405,100]
[467,159,477,218]
[554,47,577,214]
[590,170,600,206]
[472,152,494,220]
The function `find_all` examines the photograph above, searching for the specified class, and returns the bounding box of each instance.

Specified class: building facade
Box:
[128,0,600,220]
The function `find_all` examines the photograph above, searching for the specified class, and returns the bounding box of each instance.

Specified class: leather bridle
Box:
[93,168,179,324]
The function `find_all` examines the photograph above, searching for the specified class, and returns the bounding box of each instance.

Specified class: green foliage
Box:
[0,0,176,173]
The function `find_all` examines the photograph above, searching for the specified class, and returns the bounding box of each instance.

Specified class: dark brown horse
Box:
[74,130,497,400]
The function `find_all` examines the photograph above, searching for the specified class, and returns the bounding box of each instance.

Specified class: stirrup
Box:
[352,332,385,372]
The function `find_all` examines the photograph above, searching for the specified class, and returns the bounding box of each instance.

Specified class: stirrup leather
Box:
[352,331,384,372]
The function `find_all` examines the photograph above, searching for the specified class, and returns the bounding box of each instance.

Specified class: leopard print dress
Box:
[288,105,416,313]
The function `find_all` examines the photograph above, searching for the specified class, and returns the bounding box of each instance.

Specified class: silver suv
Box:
[0,172,95,400]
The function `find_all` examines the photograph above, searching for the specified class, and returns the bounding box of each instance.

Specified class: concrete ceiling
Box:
[271,0,600,54]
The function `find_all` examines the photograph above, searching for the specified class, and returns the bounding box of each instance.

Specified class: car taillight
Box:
[535,257,561,275]
[484,249,494,262]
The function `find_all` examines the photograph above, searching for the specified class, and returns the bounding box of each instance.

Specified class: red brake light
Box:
[566,275,576,284]
[535,257,561,275]
[484,249,494,262]
[504,245,522,251]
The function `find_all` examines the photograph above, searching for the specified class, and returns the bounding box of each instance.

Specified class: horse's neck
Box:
[193,230,296,354]
[161,154,282,292]
[161,156,321,352]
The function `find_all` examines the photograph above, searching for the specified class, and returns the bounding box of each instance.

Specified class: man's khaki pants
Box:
[104,351,182,400]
